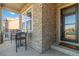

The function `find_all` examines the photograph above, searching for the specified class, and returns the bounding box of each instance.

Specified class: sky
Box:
[2,9,19,29]
[2,9,19,20]
[2,9,31,30]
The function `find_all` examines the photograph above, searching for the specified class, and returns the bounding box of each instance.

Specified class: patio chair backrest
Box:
[16,32,26,40]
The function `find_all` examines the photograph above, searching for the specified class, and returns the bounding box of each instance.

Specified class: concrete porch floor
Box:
[0,40,68,56]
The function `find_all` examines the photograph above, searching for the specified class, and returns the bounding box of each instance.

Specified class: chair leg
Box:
[16,40,17,52]
[10,34,12,44]
[20,39,21,46]
[25,39,27,50]
[17,40,20,48]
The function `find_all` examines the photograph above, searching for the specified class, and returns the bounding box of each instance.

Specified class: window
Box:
[26,11,32,32]
[22,10,32,32]
[61,4,77,43]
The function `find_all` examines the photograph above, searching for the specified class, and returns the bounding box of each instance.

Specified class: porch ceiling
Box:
[0,3,31,13]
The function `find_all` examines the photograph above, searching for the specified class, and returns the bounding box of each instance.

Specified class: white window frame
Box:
[22,6,33,32]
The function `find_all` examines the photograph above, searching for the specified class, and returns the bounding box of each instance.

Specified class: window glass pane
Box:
[65,24,76,40]
[65,14,76,24]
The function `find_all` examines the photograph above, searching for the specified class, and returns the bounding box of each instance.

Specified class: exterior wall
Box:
[31,4,43,53]
[26,3,74,53]
[42,4,56,52]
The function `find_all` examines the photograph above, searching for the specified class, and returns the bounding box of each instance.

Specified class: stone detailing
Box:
[42,4,56,52]
[31,3,57,53]
[31,4,43,53]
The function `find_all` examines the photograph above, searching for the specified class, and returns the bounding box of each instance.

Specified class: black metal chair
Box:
[0,32,3,44]
[10,32,13,44]
[15,32,27,52]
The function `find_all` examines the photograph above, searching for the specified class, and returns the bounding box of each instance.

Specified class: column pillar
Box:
[0,5,3,44]
[19,14,22,30]
[31,3,56,53]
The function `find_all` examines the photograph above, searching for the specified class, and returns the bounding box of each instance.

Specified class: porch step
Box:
[51,44,79,56]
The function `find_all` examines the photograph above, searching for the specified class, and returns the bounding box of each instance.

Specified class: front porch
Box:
[0,40,68,56]
[0,3,79,56]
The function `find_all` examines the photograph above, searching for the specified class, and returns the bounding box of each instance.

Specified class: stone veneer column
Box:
[42,4,56,52]
[31,3,56,53]
[19,14,22,30]
[31,4,43,53]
